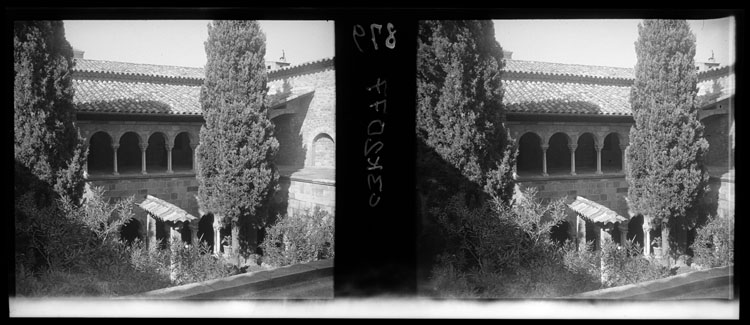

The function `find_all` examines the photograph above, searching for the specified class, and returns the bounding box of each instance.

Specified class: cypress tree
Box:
[197,21,279,260]
[627,20,709,258]
[416,20,516,204]
[14,20,86,204]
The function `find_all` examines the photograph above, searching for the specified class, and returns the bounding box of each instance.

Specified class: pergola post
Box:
[599,224,613,285]
[147,213,157,251]
[169,221,183,283]
[189,221,199,246]
[618,221,629,247]
[568,144,577,176]
[541,144,549,176]
[111,143,120,176]
[577,214,587,251]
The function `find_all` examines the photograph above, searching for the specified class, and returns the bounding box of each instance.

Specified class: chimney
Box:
[73,48,85,59]
[503,50,513,60]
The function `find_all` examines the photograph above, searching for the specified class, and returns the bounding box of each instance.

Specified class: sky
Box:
[63,20,335,68]
[64,18,736,69]
[494,17,736,68]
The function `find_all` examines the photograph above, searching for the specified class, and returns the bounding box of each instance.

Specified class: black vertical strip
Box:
[335,17,417,297]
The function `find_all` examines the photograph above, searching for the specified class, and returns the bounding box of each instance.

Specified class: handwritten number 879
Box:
[353,23,396,52]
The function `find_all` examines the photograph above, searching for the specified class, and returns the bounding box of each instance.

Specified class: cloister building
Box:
[501,50,735,252]
[72,50,335,252]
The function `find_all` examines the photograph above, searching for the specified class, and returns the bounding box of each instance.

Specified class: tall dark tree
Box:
[14,21,86,204]
[197,21,279,260]
[416,20,516,204]
[627,20,709,258]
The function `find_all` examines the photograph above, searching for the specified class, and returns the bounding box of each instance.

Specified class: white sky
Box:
[494,17,736,68]
[63,20,335,68]
[63,18,736,70]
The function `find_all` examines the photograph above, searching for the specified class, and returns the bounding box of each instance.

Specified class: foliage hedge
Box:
[260,207,334,267]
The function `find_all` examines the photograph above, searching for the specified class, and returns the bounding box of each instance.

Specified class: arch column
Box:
[568,144,577,176]
[140,143,148,175]
[595,144,603,175]
[191,144,199,172]
[213,216,222,256]
[111,142,120,176]
[166,143,174,174]
[620,144,628,173]
[541,144,549,177]
[642,215,652,256]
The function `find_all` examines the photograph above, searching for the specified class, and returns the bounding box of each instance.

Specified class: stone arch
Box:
[120,218,142,245]
[547,132,571,174]
[87,131,114,175]
[172,132,194,171]
[197,213,215,252]
[576,132,598,174]
[146,132,169,173]
[311,132,335,168]
[602,132,623,172]
[118,132,142,173]
[517,131,543,176]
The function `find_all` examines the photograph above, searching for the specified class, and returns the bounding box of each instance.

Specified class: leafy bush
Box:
[260,207,334,267]
[429,187,603,297]
[690,214,734,269]
[600,237,672,288]
[15,185,234,296]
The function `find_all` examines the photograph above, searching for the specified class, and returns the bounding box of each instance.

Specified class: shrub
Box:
[600,237,672,287]
[690,214,734,269]
[15,185,234,296]
[260,208,334,267]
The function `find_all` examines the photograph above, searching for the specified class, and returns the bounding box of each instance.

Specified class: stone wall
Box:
[85,173,201,239]
[268,68,336,169]
[518,175,630,218]
[278,177,335,217]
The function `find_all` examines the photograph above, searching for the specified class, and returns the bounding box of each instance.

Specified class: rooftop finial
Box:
[280,50,286,62]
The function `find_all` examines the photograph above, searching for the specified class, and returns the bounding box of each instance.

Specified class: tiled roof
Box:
[502,59,633,116]
[502,59,734,116]
[139,195,198,223]
[75,59,205,80]
[502,79,632,116]
[505,59,634,80]
[568,196,627,225]
[73,78,202,115]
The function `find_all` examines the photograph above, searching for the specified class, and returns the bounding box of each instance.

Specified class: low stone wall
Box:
[568,265,733,299]
[85,173,200,238]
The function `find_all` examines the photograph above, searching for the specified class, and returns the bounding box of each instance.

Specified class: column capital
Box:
[619,144,628,151]
[190,143,198,150]
[541,144,549,150]
[568,144,578,151]
[165,143,173,151]
[595,144,603,151]
[111,142,120,150]
[139,143,149,151]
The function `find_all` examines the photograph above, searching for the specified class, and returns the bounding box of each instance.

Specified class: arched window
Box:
[173,132,193,172]
[576,133,597,174]
[88,131,114,175]
[118,132,142,174]
[312,133,335,168]
[146,132,168,173]
[602,133,623,173]
[547,133,571,175]
[517,132,543,176]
